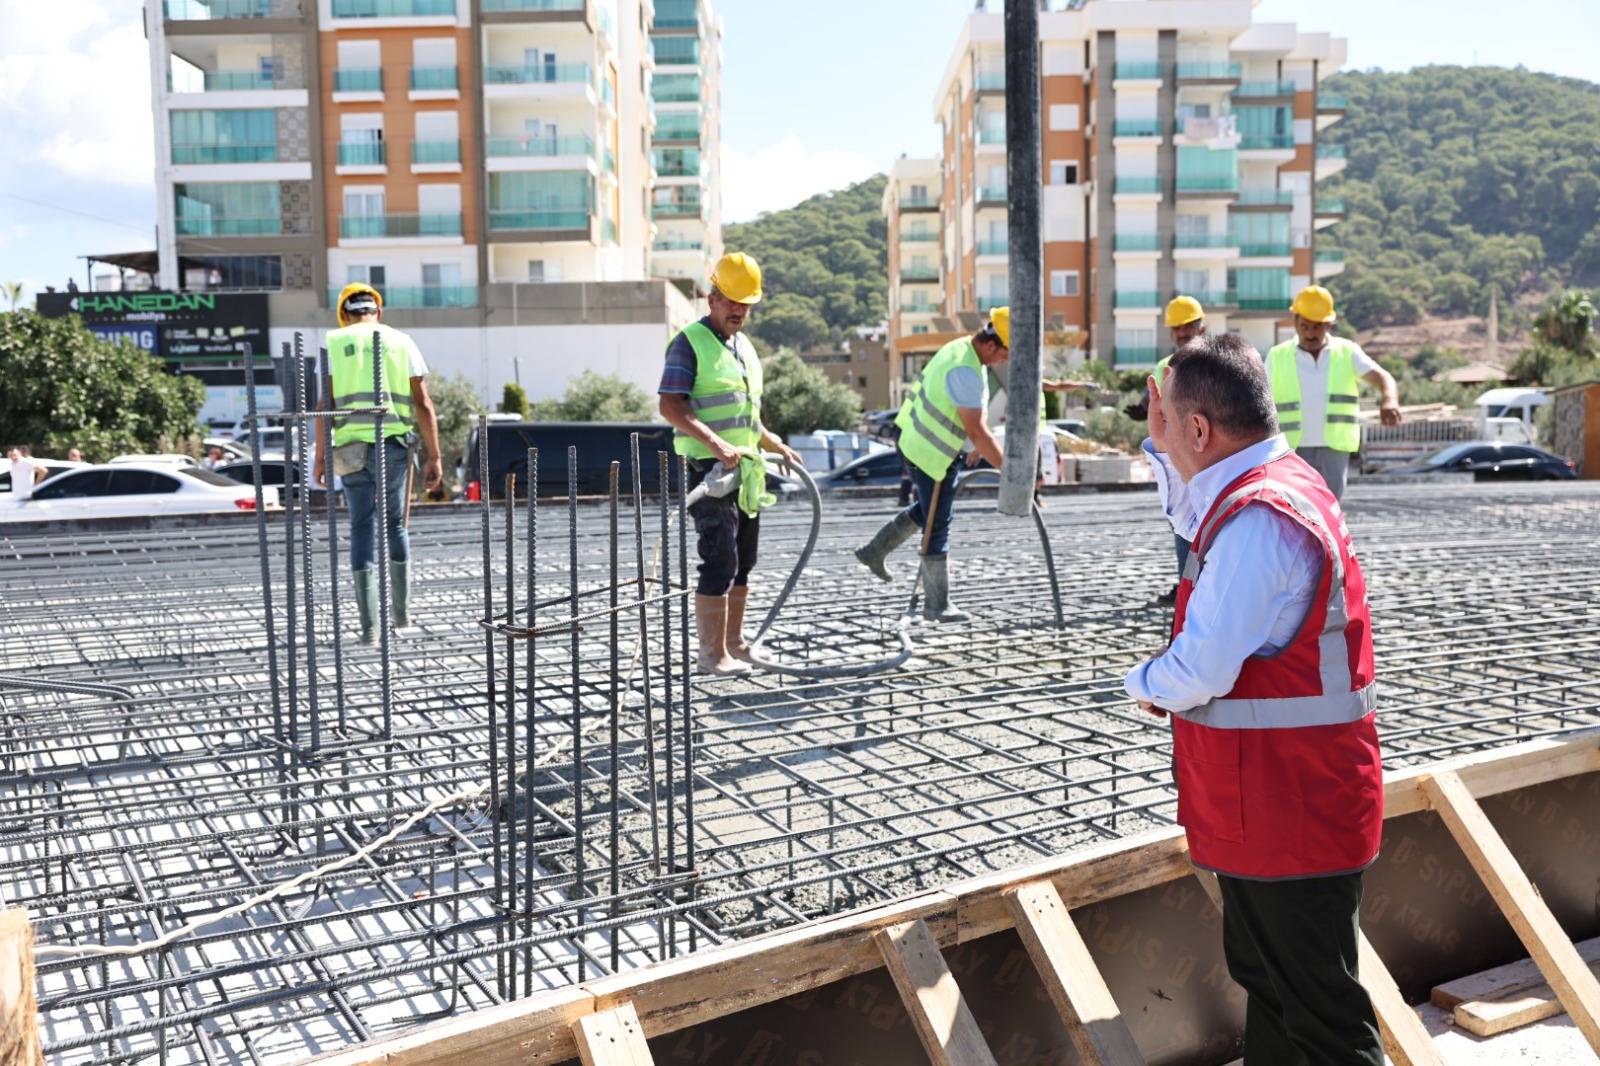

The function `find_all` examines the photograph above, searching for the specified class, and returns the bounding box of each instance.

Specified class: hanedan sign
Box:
[36,290,270,364]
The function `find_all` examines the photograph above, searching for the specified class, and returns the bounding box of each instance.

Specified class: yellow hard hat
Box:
[1165,295,1205,328]
[988,306,1010,347]
[336,282,383,327]
[709,252,763,304]
[1290,285,1337,324]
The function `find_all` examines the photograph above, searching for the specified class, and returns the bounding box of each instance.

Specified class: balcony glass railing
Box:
[1315,198,1346,214]
[482,0,584,8]
[1314,249,1347,262]
[900,269,939,282]
[976,72,1006,91]
[1114,62,1162,80]
[652,201,703,218]
[978,296,1008,311]
[651,82,701,103]
[1173,291,1222,306]
[1114,291,1161,308]
[653,238,703,251]
[333,68,382,92]
[185,71,278,91]
[164,0,271,18]
[337,142,386,166]
[486,134,594,158]
[603,148,616,174]
[1174,234,1234,249]
[1234,243,1292,257]
[1115,177,1161,194]
[1235,189,1294,206]
[977,185,1008,202]
[1115,235,1161,252]
[489,209,590,230]
[900,232,938,243]
[652,116,700,142]
[1234,80,1296,97]
[1113,120,1160,137]
[1177,61,1241,79]
[331,0,455,16]
[1176,175,1240,192]
[339,213,462,238]
[1317,143,1347,159]
[976,240,1008,256]
[1115,347,1161,365]
[1239,134,1294,150]
[410,66,458,91]
[484,63,592,85]
[900,195,938,209]
[652,0,698,28]
[1223,291,1290,311]
[172,143,278,164]
[176,215,281,236]
[977,128,1007,144]
[1317,92,1348,110]
[328,285,478,308]
[412,140,460,164]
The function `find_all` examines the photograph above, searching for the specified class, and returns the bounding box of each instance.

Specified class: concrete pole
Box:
[1000,0,1042,517]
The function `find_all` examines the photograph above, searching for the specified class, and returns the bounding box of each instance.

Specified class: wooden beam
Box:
[0,910,42,1066]
[1384,729,1600,818]
[875,919,1000,1066]
[572,1004,653,1066]
[1005,882,1145,1065]
[1422,768,1600,1052]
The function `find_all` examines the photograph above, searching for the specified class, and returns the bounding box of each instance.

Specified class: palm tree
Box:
[2,282,23,311]
[1533,289,1597,358]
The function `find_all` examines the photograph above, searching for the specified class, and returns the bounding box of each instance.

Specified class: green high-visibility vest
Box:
[897,337,980,479]
[671,321,764,459]
[327,323,420,447]
[1266,337,1362,452]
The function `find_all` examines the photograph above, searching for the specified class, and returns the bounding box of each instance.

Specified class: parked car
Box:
[109,453,199,467]
[0,458,89,496]
[1047,418,1089,438]
[808,450,907,492]
[213,459,328,506]
[0,464,278,522]
[461,421,677,499]
[230,424,299,459]
[1380,442,1577,481]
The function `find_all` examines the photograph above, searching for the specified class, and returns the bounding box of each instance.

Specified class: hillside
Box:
[1320,65,1600,344]
[721,175,888,353]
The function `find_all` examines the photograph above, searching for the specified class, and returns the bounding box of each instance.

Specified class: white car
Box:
[0,464,279,523]
[108,453,199,467]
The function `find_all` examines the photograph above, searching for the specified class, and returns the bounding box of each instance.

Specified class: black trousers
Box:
[1216,872,1382,1066]
[686,461,759,595]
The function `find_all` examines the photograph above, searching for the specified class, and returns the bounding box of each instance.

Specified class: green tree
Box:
[533,370,656,422]
[430,372,487,481]
[757,349,862,441]
[1531,289,1597,357]
[2,283,22,311]
[501,381,530,418]
[751,293,830,350]
[0,310,204,456]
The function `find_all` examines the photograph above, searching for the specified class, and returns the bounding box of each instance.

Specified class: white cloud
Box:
[720,136,881,223]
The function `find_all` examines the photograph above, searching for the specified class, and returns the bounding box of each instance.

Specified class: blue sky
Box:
[0,0,1594,303]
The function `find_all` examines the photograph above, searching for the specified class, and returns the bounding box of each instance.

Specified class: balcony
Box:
[331,0,455,16]
[410,66,458,91]
[175,71,280,91]
[978,297,1008,311]
[1235,189,1294,207]
[1114,291,1161,309]
[977,128,1007,145]
[603,148,616,175]
[1315,197,1346,216]
[1114,347,1161,365]
[1177,62,1241,81]
[1114,234,1161,252]
[1224,291,1290,312]
[975,72,1006,92]
[339,213,462,239]
[900,268,939,282]
[652,116,701,144]
[1233,80,1296,98]
[1113,120,1161,138]
[1314,249,1346,262]
[1113,62,1162,81]
[652,0,698,28]
[164,0,270,17]
[333,68,382,93]
[484,63,592,86]
[1238,134,1294,150]
[899,195,939,211]
[1316,143,1347,159]
[171,143,278,164]
[1316,92,1348,111]
[1176,175,1239,194]
[977,185,1008,204]
[1174,234,1235,249]
[652,238,703,251]
[1115,177,1161,195]
[482,0,584,8]
[488,208,590,231]
[652,200,703,219]
[337,142,386,166]
[900,232,938,243]
[486,134,594,159]
[175,216,282,236]
[327,285,478,309]
[412,140,460,165]
[975,240,1008,256]
[1234,243,1292,258]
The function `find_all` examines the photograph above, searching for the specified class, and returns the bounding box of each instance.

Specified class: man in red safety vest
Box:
[1127,332,1384,1066]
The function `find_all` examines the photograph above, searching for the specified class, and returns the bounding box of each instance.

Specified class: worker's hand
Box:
[423,456,443,492]
[1044,379,1095,393]
[1147,376,1169,450]
[1137,700,1169,719]
[774,441,803,473]
[964,449,983,468]
[313,451,327,487]
[1124,400,1149,422]
[707,435,741,468]
[1379,400,1402,427]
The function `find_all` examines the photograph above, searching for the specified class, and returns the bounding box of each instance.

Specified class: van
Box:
[461,422,677,499]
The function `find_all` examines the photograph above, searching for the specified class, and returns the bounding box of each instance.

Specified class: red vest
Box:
[1171,451,1383,880]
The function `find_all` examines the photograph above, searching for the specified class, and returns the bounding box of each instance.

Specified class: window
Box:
[1048,104,1080,131]
[180,255,282,291]
[1050,271,1080,298]
[911,325,929,334]
[170,109,277,164]
[909,183,928,201]
[422,262,463,305]
[107,470,181,495]
[1049,161,1078,185]
[344,189,385,216]
[34,471,108,500]
[175,182,280,236]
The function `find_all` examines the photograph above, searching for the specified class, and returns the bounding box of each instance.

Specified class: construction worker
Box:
[658,252,803,676]
[853,308,1009,623]
[313,283,443,645]
[1137,295,1209,605]
[1266,286,1401,500]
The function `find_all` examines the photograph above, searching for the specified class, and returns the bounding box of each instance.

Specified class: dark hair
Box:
[1166,333,1278,438]
[6,445,30,457]
[975,324,1003,346]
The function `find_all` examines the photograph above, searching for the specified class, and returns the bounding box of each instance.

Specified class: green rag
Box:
[736,447,776,517]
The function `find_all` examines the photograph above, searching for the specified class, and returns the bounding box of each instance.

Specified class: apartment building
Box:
[145,0,723,403]
[885,0,1349,374]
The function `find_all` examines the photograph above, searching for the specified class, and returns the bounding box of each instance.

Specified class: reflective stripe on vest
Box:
[896,337,979,478]
[1266,339,1361,451]
[327,324,417,447]
[1185,474,1363,729]
[672,321,763,458]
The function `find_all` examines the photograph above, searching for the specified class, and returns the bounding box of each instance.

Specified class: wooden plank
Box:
[1005,882,1145,1065]
[572,1004,653,1066]
[1385,729,1600,818]
[0,910,41,1066]
[1421,769,1600,1052]
[1433,937,1600,1010]
[875,919,1000,1066]
[1432,938,1600,1037]
[1358,934,1443,1066]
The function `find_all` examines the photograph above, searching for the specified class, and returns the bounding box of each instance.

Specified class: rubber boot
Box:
[726,585,753,663]
[854,511,921,583]
[353,567,379,645]
[920,554,971,624]
[695,594,751,676]
[391,559,413,629]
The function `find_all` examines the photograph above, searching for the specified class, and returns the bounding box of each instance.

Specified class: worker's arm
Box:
[312,376,333,487]
[409,376,443,491]
[1362,367,1402,427]
[1043,379,1096,393]
[660,393,740,467]
[755,423,803,470]
[958,406,1004,470]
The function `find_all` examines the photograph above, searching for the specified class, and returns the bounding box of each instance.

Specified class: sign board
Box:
[36,291,271,365]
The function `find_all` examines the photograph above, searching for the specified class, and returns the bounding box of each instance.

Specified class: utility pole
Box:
[1000,0,1042,516]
